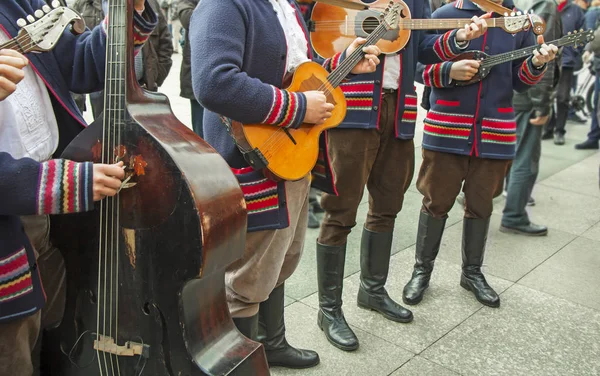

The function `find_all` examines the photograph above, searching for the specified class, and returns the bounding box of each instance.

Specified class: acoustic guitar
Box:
[226,2,401,182]
[310,0,545,58]
[451,29,594,86]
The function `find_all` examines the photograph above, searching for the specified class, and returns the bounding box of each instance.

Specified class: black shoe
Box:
[403,212,447,306]
[357,228,413,322]
[575,139,600,150]
[541,132,553,140]
[316,242,359,351]
[233,315,259,341]
[499,222,548,236]
[258,284,320,369]
[554,133,565,145]
[461,217,500,308]
[308,209,321,229]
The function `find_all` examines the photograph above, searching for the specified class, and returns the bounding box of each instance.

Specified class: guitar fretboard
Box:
[399,18,501,30]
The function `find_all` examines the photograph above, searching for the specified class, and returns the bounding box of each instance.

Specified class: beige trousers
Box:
[226,175,311,318]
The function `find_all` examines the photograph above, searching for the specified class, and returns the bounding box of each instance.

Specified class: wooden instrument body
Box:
[44,48,269,376]
[452,50,490,86]
[311,0,410,58]
[241,61,346,181]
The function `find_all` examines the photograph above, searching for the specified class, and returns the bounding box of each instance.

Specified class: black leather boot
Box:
[460,217,500,308]
[403,212,446,305]
[257,284,319,369]
[233,314,259,341]
[357,228,413,322]
[316,242,359,351]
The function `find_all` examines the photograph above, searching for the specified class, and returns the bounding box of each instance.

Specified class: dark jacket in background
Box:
[178,0,197,99]
[142,0,173,90]
[559,0,585,68]
[585,6,600,72]
[513,0,563,116]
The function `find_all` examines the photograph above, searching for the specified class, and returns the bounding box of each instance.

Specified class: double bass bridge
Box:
[93,335,150,358]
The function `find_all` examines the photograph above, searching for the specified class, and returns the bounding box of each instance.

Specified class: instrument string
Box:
[256,23,390,154]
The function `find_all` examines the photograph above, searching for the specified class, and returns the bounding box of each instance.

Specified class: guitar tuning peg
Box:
[504,12,509,16]
[51,0,60,8]
[517,11,522,15]
[510,11,515,16]
[26,14,35,23]
[34,9,44,18]
[16,18,27,27]
[42,5,51,13]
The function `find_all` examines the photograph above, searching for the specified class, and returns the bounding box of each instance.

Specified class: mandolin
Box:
[42,0,269,375]
[0,1,85,53]
[451,29,594,86]
[310,0,545,58]
[227,2,401,182]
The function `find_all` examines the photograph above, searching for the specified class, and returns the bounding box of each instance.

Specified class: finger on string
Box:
[471,23,480,33]
[0,49,28,65]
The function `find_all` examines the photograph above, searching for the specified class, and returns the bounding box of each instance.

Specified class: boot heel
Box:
[459,276,471,292]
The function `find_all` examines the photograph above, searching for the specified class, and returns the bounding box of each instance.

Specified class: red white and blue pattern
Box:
[36,160,93,215]
[423,62,453,88]
[401,94,418,125]
[340,81,375,111]
[433,30,463,61]
[481,117,517,145]
[518,59,546,86]
[0,248,33,304]
[262,87,307,129]
[423,110,474,140]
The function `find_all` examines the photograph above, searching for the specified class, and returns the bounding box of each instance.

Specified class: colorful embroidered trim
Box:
[519,59,545,85]
[341,81,375,111]
[239,177,279,215]
[36,160,92,215]
[423,110,474,140]
[423,62,452,88]
[0,248,33,303]
[401,95,418,123]
[324,52,343,72]
[263,87,306,128]
[481,118,517,144]
[433,30,460,61]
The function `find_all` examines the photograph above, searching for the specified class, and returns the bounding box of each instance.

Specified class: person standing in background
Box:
[542,0,585,145]
[177,0,203,138]
[500,0,563,236]
[170,0,182,54]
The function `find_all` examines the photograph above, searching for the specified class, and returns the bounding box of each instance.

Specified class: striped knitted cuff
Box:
[423,62,453,88]
[323,51,357,82]
[519,58,546,85]
[36,160,94,215]
[100,1,157,53]
[262,87,307,129]
[433,30,466,61]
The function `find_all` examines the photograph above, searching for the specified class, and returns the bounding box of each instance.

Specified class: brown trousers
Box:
[226,175,310,318]
[319,92,415,246]
[417,149,510,219]
[0,215,66,376]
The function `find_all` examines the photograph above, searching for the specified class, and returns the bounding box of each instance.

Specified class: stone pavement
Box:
[94,53,600,375]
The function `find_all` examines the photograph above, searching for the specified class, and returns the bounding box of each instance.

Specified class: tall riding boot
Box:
[257,284,319,369]
[460,217,500,308]
[403,212,447,305]
[316,242,359,351]
[233,315,259,341]
[357,228,413,322]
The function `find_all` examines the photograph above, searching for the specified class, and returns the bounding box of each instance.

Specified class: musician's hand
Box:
[92,162,126,201]
[449,60,480,81]
[532,35,558,68]
[346,38,381,74]
[0,49,28,101]
[530,114,549,126]
[303,91,335,125]
[456,13,491,42]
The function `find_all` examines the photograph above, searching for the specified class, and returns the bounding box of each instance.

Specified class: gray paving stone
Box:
[284,295,296,307]
[581,220,600,242]
[421,284,600,376]
[435,213,577,282]
[494,183,600,236]
[541,137,598,162]
[390,356,459,376]
[539,153,600,198]
[537,155,583,182]
[518,236,600,310]
[300,250,513,354]
[270,302,413,376]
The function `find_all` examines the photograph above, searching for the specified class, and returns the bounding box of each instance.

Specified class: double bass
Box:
[42,0,269,375]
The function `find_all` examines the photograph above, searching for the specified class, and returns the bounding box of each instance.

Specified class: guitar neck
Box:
[326,21,390,87]
[0,36,30,54]
[481,37,577,68]
[400,18,501,30]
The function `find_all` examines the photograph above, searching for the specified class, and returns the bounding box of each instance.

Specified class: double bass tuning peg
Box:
[51,0,60,8]
[16,18,27,27]
[42,5,52,13]
[34,10,44,18]
[26,15,35,23]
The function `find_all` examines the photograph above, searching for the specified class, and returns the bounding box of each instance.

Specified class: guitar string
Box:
[481,36,586,67]
[256,23,390,157]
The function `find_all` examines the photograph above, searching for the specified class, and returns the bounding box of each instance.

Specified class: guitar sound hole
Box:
[362,16,380,34]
